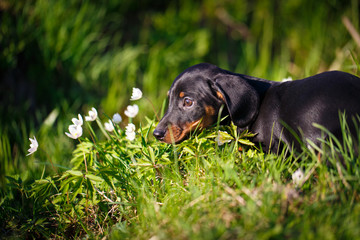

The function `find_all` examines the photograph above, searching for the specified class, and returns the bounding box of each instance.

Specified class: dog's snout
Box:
[153,128,166,140]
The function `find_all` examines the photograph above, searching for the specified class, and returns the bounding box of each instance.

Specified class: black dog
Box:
[153,63,360,152]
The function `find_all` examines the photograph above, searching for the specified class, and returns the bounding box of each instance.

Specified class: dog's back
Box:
[252,71,360,151]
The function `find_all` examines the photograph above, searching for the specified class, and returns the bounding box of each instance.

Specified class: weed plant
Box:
[2,89,360,239]
[1,0,360,239]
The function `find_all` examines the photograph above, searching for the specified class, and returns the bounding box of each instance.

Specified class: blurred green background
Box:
[0,0,359,183]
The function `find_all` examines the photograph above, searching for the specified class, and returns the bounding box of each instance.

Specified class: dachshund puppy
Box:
[153,63,360,152]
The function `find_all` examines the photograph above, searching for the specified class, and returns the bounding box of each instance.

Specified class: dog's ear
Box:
[214,74,260,128]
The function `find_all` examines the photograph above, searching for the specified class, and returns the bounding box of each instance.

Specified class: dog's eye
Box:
[183,97,193,107]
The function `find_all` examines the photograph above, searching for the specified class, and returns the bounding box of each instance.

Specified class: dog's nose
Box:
[153,128,166,140]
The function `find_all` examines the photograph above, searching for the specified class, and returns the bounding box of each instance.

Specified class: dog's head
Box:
[153,63,261,143]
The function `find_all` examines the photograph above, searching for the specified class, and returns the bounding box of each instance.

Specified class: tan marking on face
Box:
[205,105,215,116]
[216,91,225,102]
[163,125,182,143]
[190,119,202,129]
[162,120,202,143]
[179,92,185,98]
[161,106,218,143]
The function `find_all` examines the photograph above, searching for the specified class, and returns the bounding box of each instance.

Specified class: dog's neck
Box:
[240,74,277,100]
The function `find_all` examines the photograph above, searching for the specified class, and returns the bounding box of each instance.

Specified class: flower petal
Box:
[104,120,114,132]
[130,88,143,101]
[85,107,98,121]
[126,131,136,141]
[66,124,83,139]
[72,114,83,126]
[125,123,136,132]
[112,113,122,124]
[27,136,38,155]
[124,104,139,118]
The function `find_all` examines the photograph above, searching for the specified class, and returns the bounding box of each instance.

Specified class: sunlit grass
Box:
[2,100,360,239]
[1,0,360,238]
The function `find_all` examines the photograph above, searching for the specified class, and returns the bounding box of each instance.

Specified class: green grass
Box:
[2,109,360,239]
[1,0,360,239]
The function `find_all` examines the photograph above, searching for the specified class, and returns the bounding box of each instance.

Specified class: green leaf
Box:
[238,138,255,146]
[70,178,84,202]
[86,174,103,183]
[183,146,196,156]
[67,170,84,177]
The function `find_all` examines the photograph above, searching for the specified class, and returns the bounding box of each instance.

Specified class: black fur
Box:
[154,63,360,152]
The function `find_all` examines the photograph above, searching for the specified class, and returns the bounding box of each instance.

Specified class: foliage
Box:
[1,0,359,176]
[1,0,360,239]
[2,111,360,239]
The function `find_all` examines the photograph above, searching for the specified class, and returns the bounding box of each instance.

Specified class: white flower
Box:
[85,107,98,121]
[292,168,305,186]
[104,120,115,132]
[27,136,38,156]
[65,124,83,139]
[72,114,83,126]
[112,113,122,124]
[281,77,292,82]
[130,87,143,101]
[126,131,136,141]
[216,131,232,146]
[126,123,136,132]
[124,104,139,118]
[125,123,136,141]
